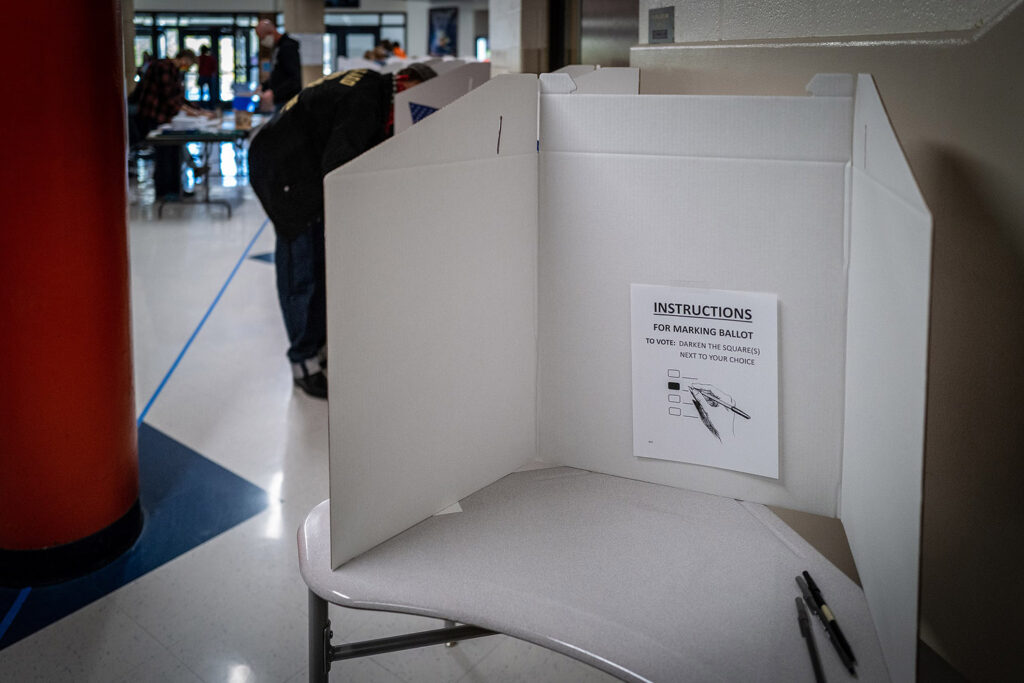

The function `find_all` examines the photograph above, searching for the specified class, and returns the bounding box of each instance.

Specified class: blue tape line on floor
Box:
[0,588,31,643]
[137,218,269,425]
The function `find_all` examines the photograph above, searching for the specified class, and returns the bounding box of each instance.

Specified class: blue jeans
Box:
[198,75,215,104]
[274,218,326,367]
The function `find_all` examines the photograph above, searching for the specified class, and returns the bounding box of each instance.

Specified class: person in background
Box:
[248,64,437,399]
[391,41,407,59]
[256,19,301,111]
[136,50,153,79]
[363,45,389,66]
[197,45,217,108]
[133,49,213,198]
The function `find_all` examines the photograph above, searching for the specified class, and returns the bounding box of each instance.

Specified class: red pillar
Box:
[0,1,141,584]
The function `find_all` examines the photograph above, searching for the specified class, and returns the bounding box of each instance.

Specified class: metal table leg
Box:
[307,589,496,681]
[309,590,330,683]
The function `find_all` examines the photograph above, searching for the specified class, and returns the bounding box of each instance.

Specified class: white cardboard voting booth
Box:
[393,61,491,134]
[323,71,930,681]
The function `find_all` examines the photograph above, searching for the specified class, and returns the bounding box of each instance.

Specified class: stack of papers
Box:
[163,113,222,132]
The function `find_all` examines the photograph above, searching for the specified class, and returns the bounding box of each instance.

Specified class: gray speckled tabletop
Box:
[298,467,889,682]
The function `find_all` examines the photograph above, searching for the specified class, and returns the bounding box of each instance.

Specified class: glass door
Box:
[182,33,213,103]
[323,22,380,59]
[344,30,379,59]
[217,35,236,102]
[133,32,155,69]
[133,13,261,106]
[234,28,256,94]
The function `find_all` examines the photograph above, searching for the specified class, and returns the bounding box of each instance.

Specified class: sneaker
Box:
[294,370,327,399]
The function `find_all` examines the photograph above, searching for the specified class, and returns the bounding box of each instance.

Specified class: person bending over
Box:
[248,64,437,398]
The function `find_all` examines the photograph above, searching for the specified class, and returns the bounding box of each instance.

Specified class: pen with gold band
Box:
[803,571,857,665]
[796,573,856,676]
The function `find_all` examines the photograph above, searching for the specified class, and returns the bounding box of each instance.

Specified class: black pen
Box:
[803,571,857,665]
[796,597,827,683]
[796,574,856,676]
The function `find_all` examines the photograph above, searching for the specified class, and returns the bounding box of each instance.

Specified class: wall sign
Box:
[631,284,779,478]
[648,7,675,44]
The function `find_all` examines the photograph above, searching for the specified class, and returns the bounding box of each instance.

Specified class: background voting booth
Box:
[299,67,931,681]
[393,61,490,134]
[332,58,491,135]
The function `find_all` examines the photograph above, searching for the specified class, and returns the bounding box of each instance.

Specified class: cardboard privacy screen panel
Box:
[325,75,540,572]
[324,71,930,682]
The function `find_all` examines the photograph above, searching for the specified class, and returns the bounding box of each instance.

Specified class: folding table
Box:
[298,467,890,682]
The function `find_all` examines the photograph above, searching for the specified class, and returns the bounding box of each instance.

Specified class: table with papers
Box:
[145,113,257,217]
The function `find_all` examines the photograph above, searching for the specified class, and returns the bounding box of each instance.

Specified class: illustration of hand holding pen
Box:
[688,383,750,440]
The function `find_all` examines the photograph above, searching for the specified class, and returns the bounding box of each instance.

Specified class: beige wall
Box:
[632,5,1024,680]
[489,0,522,73]
[637,0,1016,44]
[121,0,136,93]
[489,0,548,74]
[282,0,323,86]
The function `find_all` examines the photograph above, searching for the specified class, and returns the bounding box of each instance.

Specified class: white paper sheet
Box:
[631,284,779,478]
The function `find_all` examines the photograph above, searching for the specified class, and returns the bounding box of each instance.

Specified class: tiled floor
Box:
[0,160,617,682]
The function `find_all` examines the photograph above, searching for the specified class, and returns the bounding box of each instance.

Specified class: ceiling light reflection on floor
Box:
[264,470,284,539]
[228,663,253,683]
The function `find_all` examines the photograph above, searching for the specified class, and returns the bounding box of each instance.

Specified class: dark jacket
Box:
[249,69,393,241]
[134,59,185,125]
[264,33,302,105]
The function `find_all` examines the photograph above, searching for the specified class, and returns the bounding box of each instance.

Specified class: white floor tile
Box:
[113,644,205,683]
[285,658,407,683]
[0,625,77,682]
[162,606,306,683]
[0,600,169,683]
[110,507,312,651]
[129,192,271,416]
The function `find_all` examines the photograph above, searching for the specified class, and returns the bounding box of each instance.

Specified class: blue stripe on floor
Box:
[0,588,31,643]
[0,424,268,649]
[137,218,269,426]
[248,251,275,264]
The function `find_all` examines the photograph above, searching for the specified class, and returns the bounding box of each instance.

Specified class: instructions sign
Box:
[631,284,779,478]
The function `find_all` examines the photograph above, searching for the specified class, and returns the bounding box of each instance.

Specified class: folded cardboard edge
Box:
[839,73,932,683]
[329,73,539,178]
[539,92,853,161]
[571,67,640,94]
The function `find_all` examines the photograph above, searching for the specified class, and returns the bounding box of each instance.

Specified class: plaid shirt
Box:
[136,59,185,124]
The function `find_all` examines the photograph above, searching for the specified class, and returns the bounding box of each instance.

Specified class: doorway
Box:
[132,12,261,108]
[329,26,379,58]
